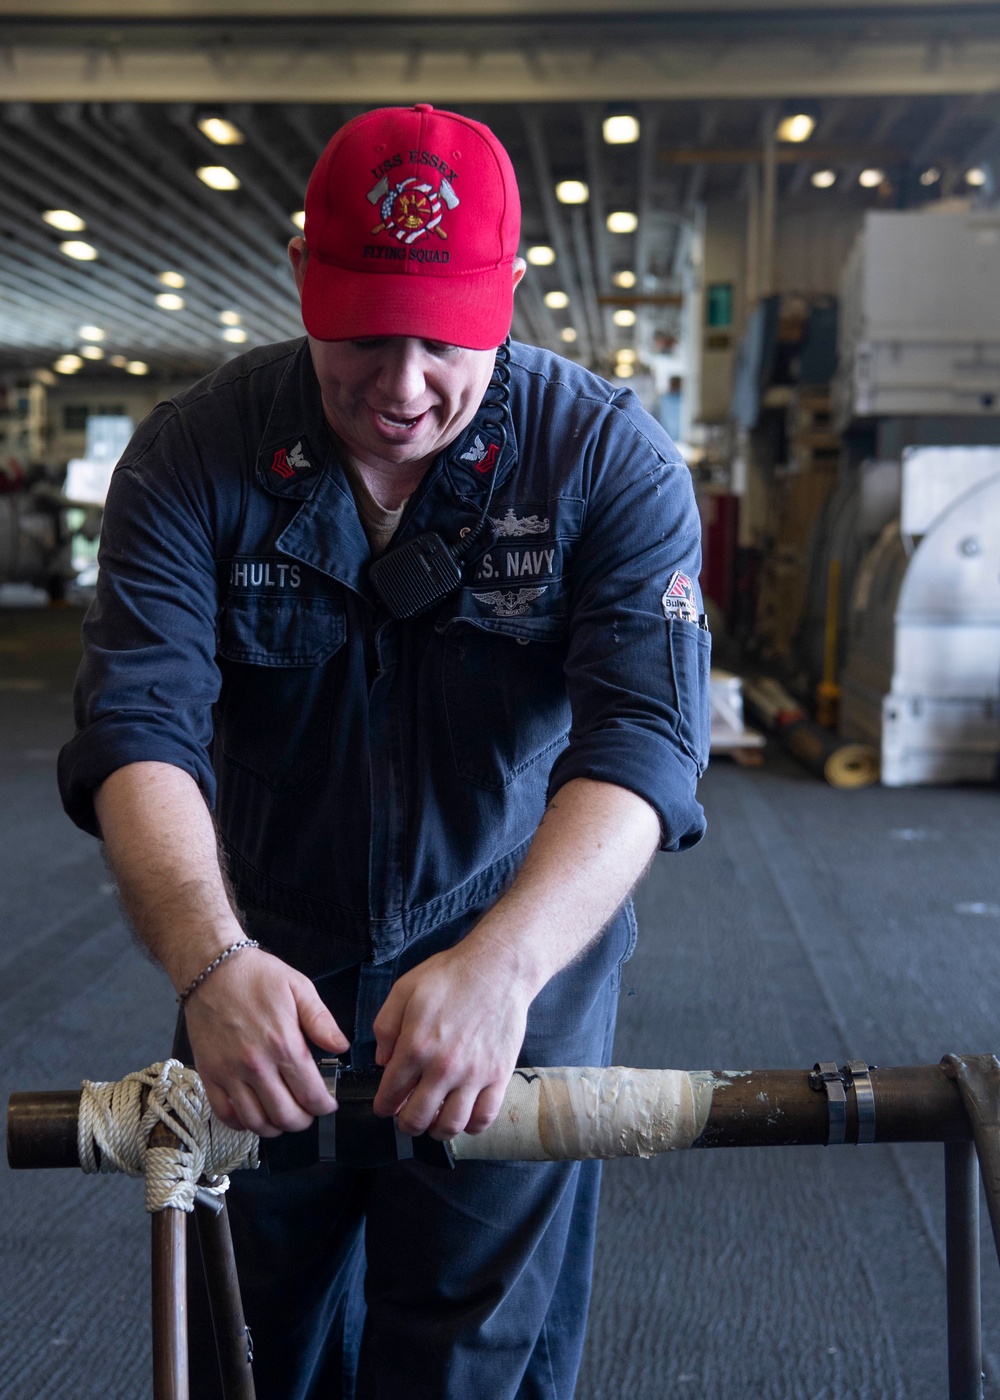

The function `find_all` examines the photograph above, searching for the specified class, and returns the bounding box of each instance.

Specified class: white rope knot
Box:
[77,1060,259,1214]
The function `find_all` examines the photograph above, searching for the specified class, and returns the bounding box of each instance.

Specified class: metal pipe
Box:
[152,1208,189,1400]
[8,1066,973,1172]
[195,1199,256,1400]
[945,1141,983,1400]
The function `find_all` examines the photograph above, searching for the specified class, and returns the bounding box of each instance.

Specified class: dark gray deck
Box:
[2,604,999,1398]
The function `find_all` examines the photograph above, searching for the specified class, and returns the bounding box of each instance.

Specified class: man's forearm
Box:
[462,776,661,998]
[93,760,349,1136]
[371,776,661,1136]
[94,761,244,994]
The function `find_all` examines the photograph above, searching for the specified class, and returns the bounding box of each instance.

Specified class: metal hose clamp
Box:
[812,1061,847,1146]
[845,1060,877,1144]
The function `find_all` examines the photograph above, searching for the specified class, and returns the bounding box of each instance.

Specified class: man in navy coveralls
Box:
[59,104,710,1399]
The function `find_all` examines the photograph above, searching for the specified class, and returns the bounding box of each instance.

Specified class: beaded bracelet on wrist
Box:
[176,938,260,1006]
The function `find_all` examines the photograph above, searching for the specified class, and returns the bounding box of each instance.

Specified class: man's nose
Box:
[377,344,427,405]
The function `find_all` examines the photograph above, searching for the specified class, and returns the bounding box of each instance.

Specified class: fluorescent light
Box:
[544,290,570,310]
[222,328,248,343]
[966,167,988,187]
[159,270,186,289]
[43,209,85,232]
[219,310,242,326]
[811,169,837,189]
[555,180,589,205]
[54,354,83,374]
[198,116,244,146]
[291,210,306,229]
[560,327,578,343]
[197,165,241,191]
[613,270,636,289]
[126,360,150,376]
[603,114,640,145]
[776,113,816,144]
[613,308,637,327]
[607,211,638,234]
[617,348,637,364]
[526,245,555,266]
[155,293,185,311]
[60,240,98,261]
[615,363,635,378]
[80,345,105,360]
[859,168,884,189]
[78,324,105,341]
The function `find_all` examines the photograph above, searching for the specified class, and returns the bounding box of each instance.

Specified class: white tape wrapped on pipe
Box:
[450,1066,714,1162]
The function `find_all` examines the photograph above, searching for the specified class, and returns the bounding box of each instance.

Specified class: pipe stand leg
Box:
[945,1140,983,1400]
[195,1197,256,1399]
[153,1206,189,1400]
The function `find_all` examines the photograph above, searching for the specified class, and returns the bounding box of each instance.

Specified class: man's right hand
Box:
[183,948,350,1138]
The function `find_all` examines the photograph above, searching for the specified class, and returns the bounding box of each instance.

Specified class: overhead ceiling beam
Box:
[4,34,1000,102]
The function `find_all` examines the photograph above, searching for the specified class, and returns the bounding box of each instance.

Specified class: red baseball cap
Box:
[300,104,521,350]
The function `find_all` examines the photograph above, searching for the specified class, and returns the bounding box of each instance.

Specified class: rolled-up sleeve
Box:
[546,401,710,851]
[58,409,223,836]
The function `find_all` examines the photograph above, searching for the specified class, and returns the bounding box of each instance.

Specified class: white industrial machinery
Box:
[834,209,1000,427]
[841,446,1000,786]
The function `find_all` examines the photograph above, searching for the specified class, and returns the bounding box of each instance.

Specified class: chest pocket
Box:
[440,613,571,790]
[216,595,346,793]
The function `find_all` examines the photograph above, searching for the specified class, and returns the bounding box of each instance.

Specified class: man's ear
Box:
[288,236,308,298]
[512,256,526,291]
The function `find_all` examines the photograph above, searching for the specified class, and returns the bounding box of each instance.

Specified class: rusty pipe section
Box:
[7,1063,973,1172]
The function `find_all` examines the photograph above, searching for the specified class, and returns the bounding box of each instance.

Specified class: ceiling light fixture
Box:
[158,270,186,289]
[612,270,636,289]
[544,290,570,310]
[560,327,578,343]
[43,209,85,232]
[80,345,105,361]
[78,325,105,341]
[126,360,150,376]
[109,355,128,368]
[919,167,941,186]
[616,348,638,364]
[198,116,244,146]
[615,363,635,378]
[555,180,589,205]
[291,211,306,229]
[197,166,241,191]
[60,240,98,261]
[54,354,83,374]
[859,168,885,189]
[613,308,637,327]
[526,245,556,266]
[776,113,816,144]
[155,293,185,311]
[219,310,242,326]
[222,327,248,343]
[811,169,837,189]
[965,167,988,187]
[603,114,640,145]
[607,211,639,235]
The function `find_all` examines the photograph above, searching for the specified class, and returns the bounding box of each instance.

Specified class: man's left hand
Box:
[372,940,533,1140]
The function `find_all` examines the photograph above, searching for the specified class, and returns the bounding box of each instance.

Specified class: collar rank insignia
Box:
[269,440,314,485]
[459,434,499,474]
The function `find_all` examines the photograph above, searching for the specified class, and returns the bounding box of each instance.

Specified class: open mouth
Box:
[376,410,423,431]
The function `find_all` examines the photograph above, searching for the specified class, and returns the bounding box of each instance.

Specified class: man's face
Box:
[306,335,496,474]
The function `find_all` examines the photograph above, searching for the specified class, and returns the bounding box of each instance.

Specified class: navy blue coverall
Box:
[59,338,709,1400]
